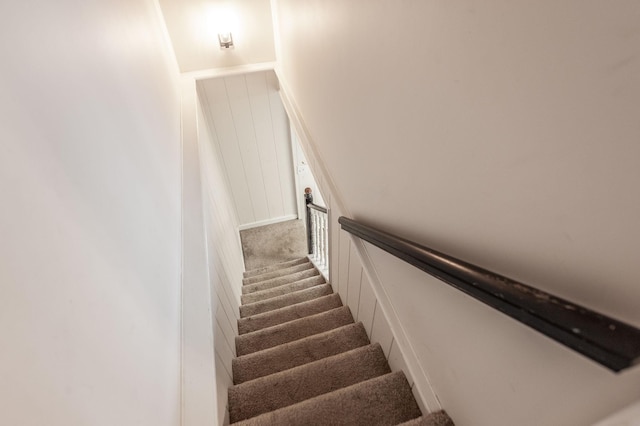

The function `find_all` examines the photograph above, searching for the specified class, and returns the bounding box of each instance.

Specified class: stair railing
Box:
[339,216,640,372]
[305,190,329,277]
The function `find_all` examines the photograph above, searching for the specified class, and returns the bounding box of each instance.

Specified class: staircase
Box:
[228,257,454,425]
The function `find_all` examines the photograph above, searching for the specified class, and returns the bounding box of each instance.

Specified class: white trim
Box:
[181,62,276,81]
[237,214,298,231]
[179,71,185,426]
[290,125,305,224]
[350,235,441,412]
[179,76,218,425]
[276,75,442,414]
[151,0,181,77]
[275,75,350,220]
[270,0,282,63]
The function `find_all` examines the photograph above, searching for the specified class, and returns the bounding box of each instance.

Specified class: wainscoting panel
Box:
[356,272,377,338]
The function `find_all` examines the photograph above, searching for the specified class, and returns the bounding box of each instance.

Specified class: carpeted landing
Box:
[229,257,454,425]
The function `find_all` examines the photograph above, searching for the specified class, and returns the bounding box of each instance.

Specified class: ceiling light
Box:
[218,32,234,49]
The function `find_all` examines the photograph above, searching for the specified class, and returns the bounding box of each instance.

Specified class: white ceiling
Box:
[158,0,276,73]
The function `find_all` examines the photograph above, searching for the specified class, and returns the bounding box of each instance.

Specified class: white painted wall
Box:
[158,0,275,72]
[180,68,254,426]
[198,71,297,229]
[292,127,325,218]
[280,84,441,420]
[197,88,246,425]
[0,1,181,425]
[273,1,640,424]
[180,79,218,426]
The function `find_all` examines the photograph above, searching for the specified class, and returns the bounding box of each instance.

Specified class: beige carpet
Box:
[240,220,308,270]
[229,257,455,425]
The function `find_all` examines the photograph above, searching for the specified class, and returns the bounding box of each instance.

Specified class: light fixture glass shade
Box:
[218,32,233,49]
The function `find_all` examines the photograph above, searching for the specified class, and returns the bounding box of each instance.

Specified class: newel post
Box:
[304,188,313,255]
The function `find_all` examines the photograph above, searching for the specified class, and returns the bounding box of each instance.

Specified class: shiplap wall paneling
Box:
[215,353,232,426]
[215,295,237,356]
[245,72,287,219]
[356,272,377,338]
[347,243,363,314]
[214,323,234,424]
[199,125,244,312]
[370,305,395,357]
[213,267,240,328]
[203,142,246,296]
[200,78,255,225]
[337,230,351,305]
[410,364,430,416]
[209,238,242,308]
[214,321,235,377]
[224,75,271,221]
[267,71,297,216]
[200,71,298,228]
[198,90,248,425]
[330,207,342,286]
[388,340,413,385]
[339,231,397,359]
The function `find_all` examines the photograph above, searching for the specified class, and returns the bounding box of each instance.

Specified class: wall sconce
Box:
[218,32,234,49]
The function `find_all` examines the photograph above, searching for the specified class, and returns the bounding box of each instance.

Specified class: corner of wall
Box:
[180,76,219,425]
[275,74,442,416]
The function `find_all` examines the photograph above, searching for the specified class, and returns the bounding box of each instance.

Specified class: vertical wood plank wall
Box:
[197,96,245,425]
[198,71,297,229]
[330,206,430,416]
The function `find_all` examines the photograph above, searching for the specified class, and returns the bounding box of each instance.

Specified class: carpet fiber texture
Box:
[240,220,307,270]
[229,257,454,425]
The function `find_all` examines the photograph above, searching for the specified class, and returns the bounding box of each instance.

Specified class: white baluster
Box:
[316,212,323,268]
[313,211,320,262]
[320,214,327,268]
[310,211,315,260]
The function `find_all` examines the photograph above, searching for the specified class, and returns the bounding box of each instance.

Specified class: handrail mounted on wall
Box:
[339,216,640,372]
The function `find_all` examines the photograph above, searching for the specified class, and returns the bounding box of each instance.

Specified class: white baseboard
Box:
[238,214,299,231]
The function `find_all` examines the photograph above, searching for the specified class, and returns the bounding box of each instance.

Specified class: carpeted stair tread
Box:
[239,284,333,318]
[241,275,325,304]
[243,257,310,279]
[397,411,455,426]
[232,322,370,384]
[238,293,343,335]
[243,262,315,286]
[235,306,354,356]
[242,268,319,294]
[231,371,422,426]
[228,343,390,422]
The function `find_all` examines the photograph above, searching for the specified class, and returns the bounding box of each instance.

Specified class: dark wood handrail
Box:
[307,203,328,214]
[339,216,640,372]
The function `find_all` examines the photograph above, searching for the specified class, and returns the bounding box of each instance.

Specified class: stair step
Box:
[242,267,319,294]
[229,343,390,422]
[235,306,354,356]
[232,322,369,384]
[397,411,455,426]
[243,261,315,286]
[241,275,325,305]
[239,284,333,318]
[231,371,422,426]
[243,257,310,279]
[238,293,343,335]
